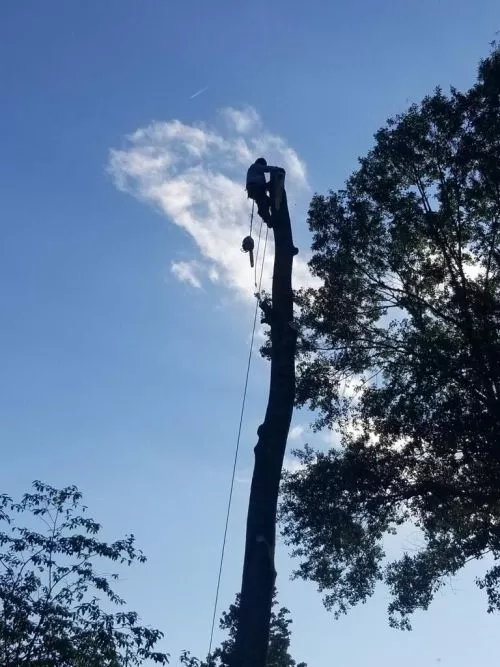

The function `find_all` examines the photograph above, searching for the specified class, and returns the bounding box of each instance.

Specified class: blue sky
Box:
[1,1,500,665]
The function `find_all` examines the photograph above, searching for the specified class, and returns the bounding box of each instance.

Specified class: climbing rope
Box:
[249,199,255,237]
[206,222,268,664]
[253,218,264,289]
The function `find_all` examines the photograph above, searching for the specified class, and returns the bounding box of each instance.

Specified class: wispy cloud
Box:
[108,106,316,299]
[283,455,305,474]
[289,424,305,441]
[170,260,203,288]
[235,467,252,484]
[221,107,261,134]
[189,85,209,100]
[322,429,342,450]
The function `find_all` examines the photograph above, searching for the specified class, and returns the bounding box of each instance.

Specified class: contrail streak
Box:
[189,85,209,100]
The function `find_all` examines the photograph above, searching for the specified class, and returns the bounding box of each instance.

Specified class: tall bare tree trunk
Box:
[233,173,297,667]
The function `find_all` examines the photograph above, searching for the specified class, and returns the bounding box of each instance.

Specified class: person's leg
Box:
[255,188,272,225]
[247,184,272,225]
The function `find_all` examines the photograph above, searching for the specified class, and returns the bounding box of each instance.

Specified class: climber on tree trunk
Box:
[246,158,284,227]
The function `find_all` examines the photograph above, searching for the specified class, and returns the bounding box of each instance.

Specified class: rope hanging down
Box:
[253,219,265,290]
[249,199,255,237]
[206,222,268,664]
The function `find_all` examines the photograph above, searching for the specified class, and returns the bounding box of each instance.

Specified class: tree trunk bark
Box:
[232,173,297,667]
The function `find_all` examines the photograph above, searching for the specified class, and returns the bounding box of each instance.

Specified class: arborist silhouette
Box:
[246,158,285,227]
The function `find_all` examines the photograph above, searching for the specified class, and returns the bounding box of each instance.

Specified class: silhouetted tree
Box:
[180,590,306,667]
[0,481,169,665]
[280,45,500,629]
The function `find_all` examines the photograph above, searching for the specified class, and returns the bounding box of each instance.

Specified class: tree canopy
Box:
[180,590,306,667]
[0,481,169,666]
[280,45,500,629]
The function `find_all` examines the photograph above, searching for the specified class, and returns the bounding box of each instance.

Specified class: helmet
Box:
[255,157,267,166]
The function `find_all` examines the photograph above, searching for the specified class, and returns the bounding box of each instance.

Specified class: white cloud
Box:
[289,424,305,441]
[322,429,342,449]
[171,260,202,289]
[283,455,306,474]
[208,266,220,283]
[221,107,261,134]
[235,467,252,484]
[108,107,317,300]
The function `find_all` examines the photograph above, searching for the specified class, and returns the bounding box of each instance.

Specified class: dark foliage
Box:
[0,481,169,665]
[280,46,500,629]
[180,590,306,667]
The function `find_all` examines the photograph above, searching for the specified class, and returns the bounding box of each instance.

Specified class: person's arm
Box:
[262,165,286,174]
